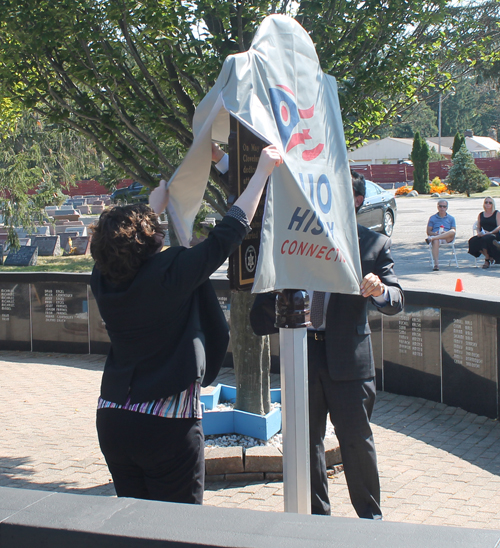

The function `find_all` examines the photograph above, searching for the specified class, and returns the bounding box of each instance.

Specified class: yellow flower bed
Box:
[429,177,448,194]
[395,185,412,196]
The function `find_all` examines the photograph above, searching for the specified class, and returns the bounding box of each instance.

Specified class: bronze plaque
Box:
[228,116,268,290]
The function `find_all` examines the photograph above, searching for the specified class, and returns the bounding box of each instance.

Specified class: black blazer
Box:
[91,215,247,405]
[250,225,404,381]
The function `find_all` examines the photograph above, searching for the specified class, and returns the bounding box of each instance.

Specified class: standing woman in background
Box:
[90,145,281,504]
[468,196,500,268]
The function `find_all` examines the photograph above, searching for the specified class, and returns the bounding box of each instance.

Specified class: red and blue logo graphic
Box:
[269,85,324,161]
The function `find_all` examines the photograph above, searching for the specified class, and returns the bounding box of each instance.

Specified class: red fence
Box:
[353,158,500,185]
[27,178,134,197]
[26,158,500,195]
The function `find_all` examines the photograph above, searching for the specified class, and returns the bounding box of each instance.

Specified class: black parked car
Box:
[357,180,397,237]
[110,182,150,205]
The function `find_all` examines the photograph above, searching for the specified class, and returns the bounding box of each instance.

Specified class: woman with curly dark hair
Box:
[91,145,281,504]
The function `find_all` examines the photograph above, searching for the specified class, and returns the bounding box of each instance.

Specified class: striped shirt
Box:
[97,206,247,420]
[98,381,202,419]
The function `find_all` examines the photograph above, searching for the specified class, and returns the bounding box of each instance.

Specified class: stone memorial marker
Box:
[64,226,87,237]
[34,225,51,236]
[4,246,38,266]
[441,310,497,418]
[33,235,61,256]
[89,291,110,354]
[0,282,31,350]
[59,232,79,252]
[383,305,441,402]
[71,236,91,255]
[31,282,89,353]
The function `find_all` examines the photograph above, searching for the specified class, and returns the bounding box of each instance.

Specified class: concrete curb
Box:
[204,436,341,482]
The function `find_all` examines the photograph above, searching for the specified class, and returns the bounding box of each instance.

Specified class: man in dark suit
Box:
[251,171,403,519]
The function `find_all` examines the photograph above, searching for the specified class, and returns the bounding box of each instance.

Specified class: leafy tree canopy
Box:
[0,0,498,212]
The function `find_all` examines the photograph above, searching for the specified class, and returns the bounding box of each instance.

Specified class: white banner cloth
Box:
[165,14,362,294]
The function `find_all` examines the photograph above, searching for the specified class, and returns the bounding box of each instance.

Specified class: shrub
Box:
[446,144,490,196]
[411,131,430,194]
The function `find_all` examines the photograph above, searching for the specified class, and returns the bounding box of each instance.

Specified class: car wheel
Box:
[383,211,394,237]
[117,198,128,206]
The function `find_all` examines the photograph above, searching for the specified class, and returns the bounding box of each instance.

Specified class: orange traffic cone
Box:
[455,278,464,292]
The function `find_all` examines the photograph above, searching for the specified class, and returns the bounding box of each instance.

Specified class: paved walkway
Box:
[1,351,500,529]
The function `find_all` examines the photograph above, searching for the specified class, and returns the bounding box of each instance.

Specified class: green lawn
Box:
[0,255,95,273]
[470,186,500,199]
[0,245,170,273]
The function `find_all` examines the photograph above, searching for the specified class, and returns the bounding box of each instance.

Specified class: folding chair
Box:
[428,235,459,268]
[472,221,478,267]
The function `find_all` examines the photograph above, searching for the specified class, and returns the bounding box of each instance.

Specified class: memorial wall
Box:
[0,273,498,420]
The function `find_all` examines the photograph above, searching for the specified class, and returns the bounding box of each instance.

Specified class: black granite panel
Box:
[383,305,441,402]
[442,310,497,419]
[31,282,89,353]
[367,305,383,390]
[0,283,31,351]
[88,288,110,355]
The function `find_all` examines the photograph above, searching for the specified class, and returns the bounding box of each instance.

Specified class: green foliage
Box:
[380,102,439,139]
[452,132,465,159]
[192,200,216,238]
[431,78,500,138]
[0,0,498,202]
[411,132,430,194]
[429,146,446,162]
[0,110,105,244]
[446,144,490,196]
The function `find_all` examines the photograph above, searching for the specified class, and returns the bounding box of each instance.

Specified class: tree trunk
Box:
[230,290,271,415]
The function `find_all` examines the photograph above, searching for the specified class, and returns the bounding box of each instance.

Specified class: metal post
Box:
[275,290,311,514]
[438,93,442,155]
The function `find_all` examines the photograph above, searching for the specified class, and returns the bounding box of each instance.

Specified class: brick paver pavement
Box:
[1,351,500,529]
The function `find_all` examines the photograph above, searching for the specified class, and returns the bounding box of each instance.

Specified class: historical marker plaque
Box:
[228,116,268,290]
[383,305,441,402]
[0,282,31,351]
[442,310,497,418]
[31,282,89,353]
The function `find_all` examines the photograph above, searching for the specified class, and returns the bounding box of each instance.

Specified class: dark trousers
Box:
[308,337,381,519]
[96,408,205,504]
